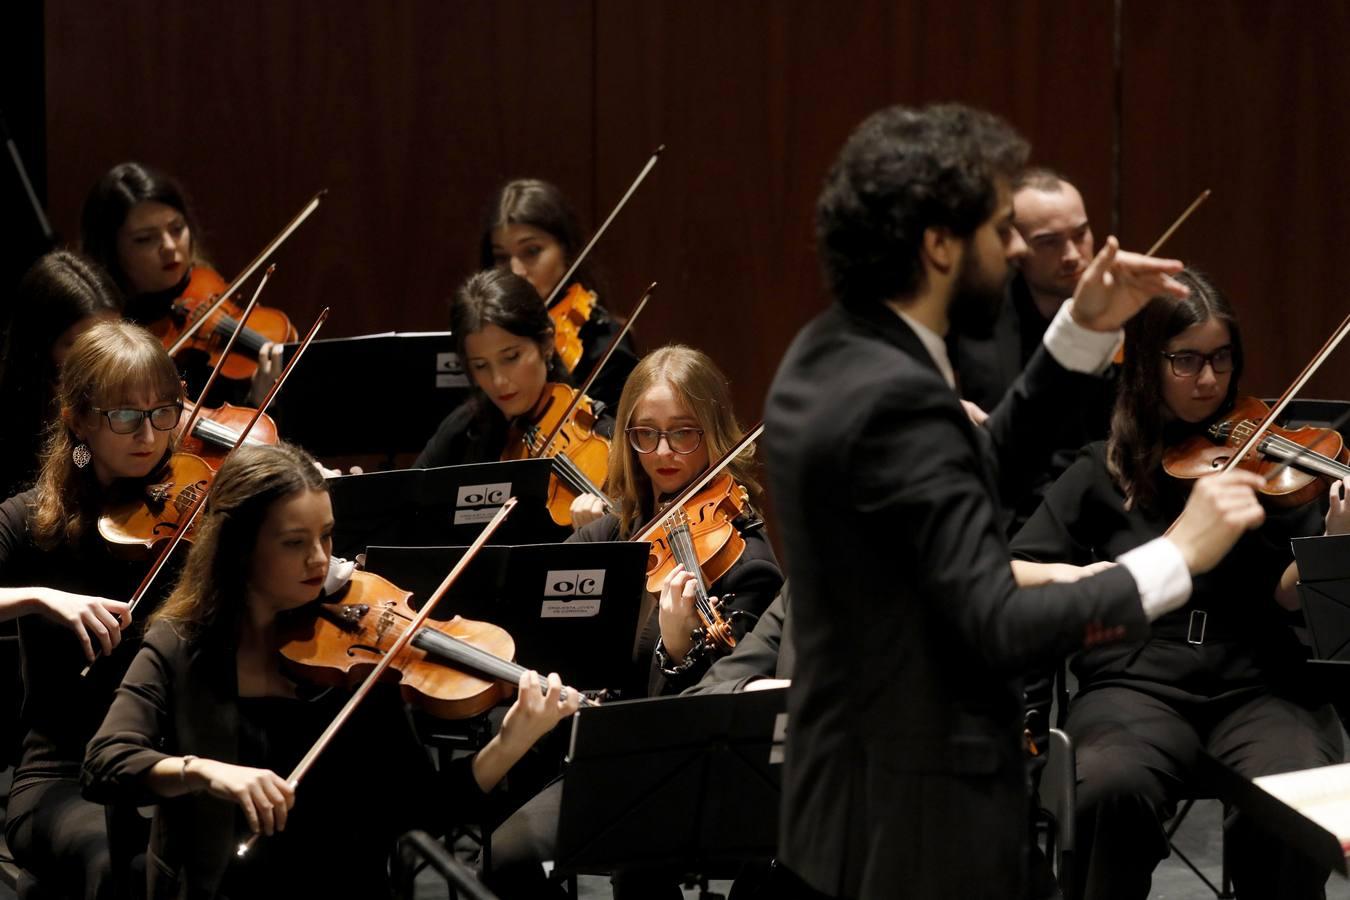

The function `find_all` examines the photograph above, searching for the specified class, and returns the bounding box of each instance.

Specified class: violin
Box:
[643,473,751,651]
[178,399,278,466]
[1163,395,1350,507]
[279,569,528,720]
[148,265,297,382]
[502,383,614,527]
[632,423,765,652]
[97,452,215,557]
[548,283,596,374]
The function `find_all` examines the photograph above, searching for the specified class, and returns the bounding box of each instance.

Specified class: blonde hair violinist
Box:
[569,344,782,696]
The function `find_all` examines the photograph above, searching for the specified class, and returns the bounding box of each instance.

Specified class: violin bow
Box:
[540,146,665,310]
[167,190,325,356]
[237,497,520,858]
[177,264,276,444]
[80,306,331,677]
[633,421,765,544]
[533,282,656,458]
[1220,313,1350,475]
[1147,189,1211,256]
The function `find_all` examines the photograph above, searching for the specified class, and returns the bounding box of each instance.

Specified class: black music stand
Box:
[272,331,468,457]
[554,688,787,877]
[328,459,563,558]
[1292,534,1350,662]
[362,541,648,692]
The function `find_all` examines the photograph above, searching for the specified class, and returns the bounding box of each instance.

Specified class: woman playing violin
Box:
[483,178,639,409]
[569,345,782,695]
[1009,269,1343,900]
[84,441,582,899]
[415,268,615,526]
[0,320,184,899]
[80,161,283,402]
[0,250,122,502]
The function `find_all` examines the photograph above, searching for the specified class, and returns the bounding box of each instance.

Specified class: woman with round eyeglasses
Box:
[1008,270,1344,900]
[568,344,782,698]
[0,319,187,899]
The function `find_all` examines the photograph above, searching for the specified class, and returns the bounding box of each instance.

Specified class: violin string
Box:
[665,511,718,623]
[1258,405,1350,487]
[1226,417,1350,477]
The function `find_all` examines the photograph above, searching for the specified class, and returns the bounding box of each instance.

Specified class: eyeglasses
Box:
[92,403,183,435]
[1161,346,1235,378]
[626,426,705,455]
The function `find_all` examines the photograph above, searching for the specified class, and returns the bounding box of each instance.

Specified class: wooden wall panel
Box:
[593,0,1117,423]
[1120,1,1350,400]
[44,0,596,340]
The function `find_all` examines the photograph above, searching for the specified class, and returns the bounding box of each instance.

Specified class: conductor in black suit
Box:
[763,103,1271,900]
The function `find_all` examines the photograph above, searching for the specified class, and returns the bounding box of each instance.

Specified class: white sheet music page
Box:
[1255,762,1350,854]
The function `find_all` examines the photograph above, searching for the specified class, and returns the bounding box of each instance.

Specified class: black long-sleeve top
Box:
[1009,440,1321,703]
[83,617,478,899]
[0,490,152,798]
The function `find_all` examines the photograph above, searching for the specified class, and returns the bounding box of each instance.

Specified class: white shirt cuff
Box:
[1117,538,1192,620]
[1042,300,1124,375]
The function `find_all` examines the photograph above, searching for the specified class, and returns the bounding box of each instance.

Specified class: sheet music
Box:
[1255,762,1350,853]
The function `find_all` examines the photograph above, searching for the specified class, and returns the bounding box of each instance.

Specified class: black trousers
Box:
[5,775,113,900]
[1067,683,1342,900]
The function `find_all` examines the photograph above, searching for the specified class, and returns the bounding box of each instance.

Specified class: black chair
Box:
[1034,727,1077,895]
[395,830,500,900]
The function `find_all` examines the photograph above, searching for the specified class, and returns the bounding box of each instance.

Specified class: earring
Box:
[72,443,92,469]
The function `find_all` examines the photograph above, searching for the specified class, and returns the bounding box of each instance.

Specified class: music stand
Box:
[362,541,648,692]
[1292,534,1350,662]
[554,688,787,876]
[328,459,562,558]
[272,331,469,457]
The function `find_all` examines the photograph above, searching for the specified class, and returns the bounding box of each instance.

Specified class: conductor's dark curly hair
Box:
[816,103,1029,309]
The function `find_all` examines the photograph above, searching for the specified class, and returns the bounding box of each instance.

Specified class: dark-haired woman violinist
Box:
[84,441,581,899]
[80,161,283,403]
[0,319,185,899]
[1010,269,1343,900]
[415,268,616,527]
[482,178,639,409]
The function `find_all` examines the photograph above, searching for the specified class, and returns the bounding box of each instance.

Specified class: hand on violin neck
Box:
[1168,469,1266,575]
[1325,476,1350,535]
[1069,236,1188,333]
[569,494,608,531]
[658,564,703,664]
[246,342,284,406]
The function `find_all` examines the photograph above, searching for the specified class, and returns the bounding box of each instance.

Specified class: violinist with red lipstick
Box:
[0,320,185,900]
[80,162,284,404]
[1009,270,1345,900]
[568,345,782,698]
[415,268,617,528]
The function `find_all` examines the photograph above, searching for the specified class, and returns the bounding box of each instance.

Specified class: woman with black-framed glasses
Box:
[0,319,187,899]
[569,344,782,699]
[1009,269,1343,900]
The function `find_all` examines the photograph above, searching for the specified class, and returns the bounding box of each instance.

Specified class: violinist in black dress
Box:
[1009,270,1343,900]
[0,320,184,899]
[763,103,1269,899]
[83,442,582,899]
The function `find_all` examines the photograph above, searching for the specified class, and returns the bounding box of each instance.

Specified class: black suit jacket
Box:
[763,301,1148,899]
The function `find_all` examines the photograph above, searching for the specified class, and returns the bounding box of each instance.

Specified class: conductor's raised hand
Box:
[1069,236,1189,333]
